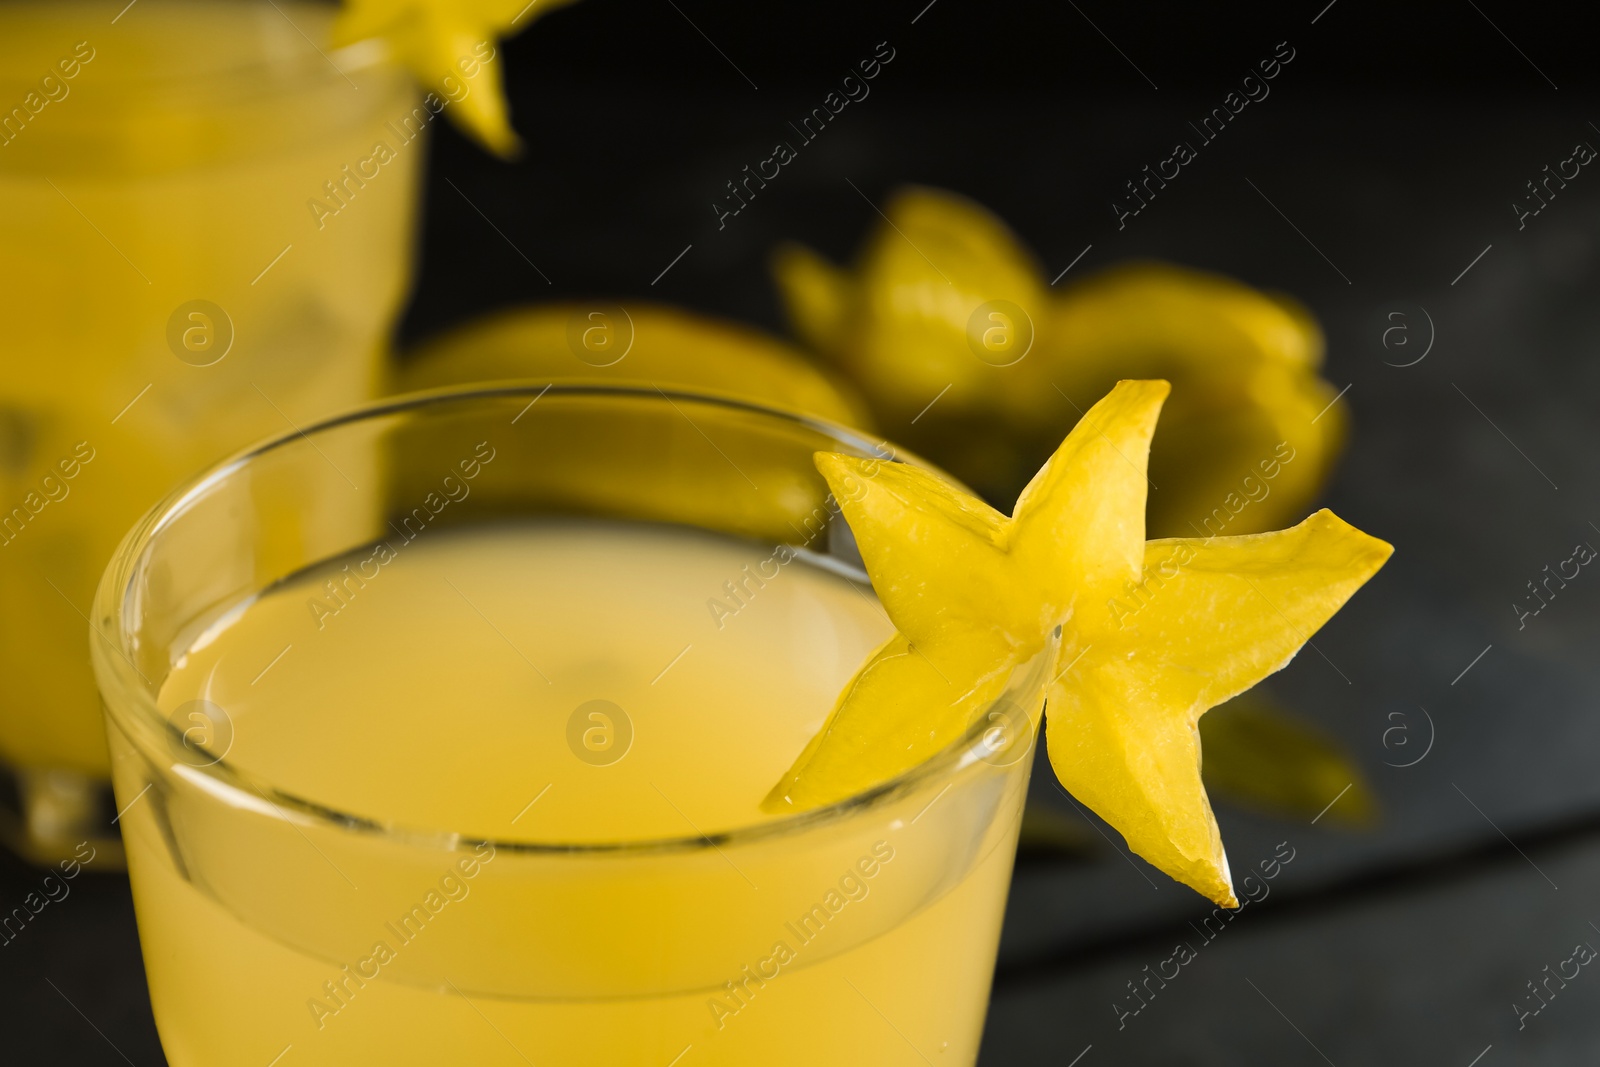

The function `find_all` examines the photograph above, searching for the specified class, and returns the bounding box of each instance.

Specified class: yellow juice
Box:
[0,1,419,814]
[116,519,1031,1065]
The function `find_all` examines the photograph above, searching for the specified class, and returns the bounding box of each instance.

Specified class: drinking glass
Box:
[92,385,1053,1066]
[0,0,420,862]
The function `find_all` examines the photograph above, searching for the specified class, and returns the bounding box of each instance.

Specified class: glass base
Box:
[0,759,125,869]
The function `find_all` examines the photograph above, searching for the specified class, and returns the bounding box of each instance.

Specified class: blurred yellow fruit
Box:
[1015,804,1097,859]
[775,188,1051,422]
[397,302,871,427]
[773,186,1345,537]
[1199,690,1377,829]
[391,304,874,553]
[766,381,1392,907]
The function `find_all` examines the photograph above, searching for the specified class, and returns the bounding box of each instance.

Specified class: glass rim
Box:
[0,1,395,97]
[93,381,1050,859]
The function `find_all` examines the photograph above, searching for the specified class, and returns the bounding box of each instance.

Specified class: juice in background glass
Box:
[93,387,1052,1066]
[0,0,421,860]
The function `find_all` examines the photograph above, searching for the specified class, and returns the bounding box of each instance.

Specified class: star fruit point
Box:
[766,379,1389,909]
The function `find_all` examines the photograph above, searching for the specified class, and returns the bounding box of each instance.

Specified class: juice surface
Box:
[164,519,893,841]
[120,519,1026,1066]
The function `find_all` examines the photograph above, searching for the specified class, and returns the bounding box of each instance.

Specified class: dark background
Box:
[8,0,1600,1062]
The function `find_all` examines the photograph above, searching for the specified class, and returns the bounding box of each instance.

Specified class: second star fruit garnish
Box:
[765,380,1392,908]
[333,0,580,156]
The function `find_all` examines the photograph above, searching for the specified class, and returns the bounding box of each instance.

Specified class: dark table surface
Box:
[6,1,1600,1062]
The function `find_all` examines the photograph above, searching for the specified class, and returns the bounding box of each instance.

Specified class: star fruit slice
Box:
[764,380,1392,907]
[332,0,580,156]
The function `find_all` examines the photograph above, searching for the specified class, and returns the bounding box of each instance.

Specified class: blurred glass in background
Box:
[0,0,420,864]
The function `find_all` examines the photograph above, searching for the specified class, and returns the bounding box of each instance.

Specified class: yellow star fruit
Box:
[765,380,1391,907]
[772,185,1343,538]
[332,0,580,156]
[1048,263,1344,543]
[775,186,1051,423]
